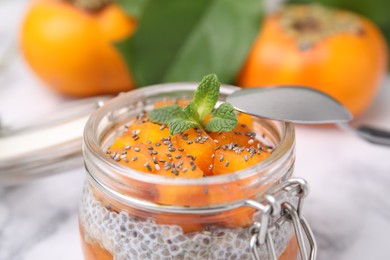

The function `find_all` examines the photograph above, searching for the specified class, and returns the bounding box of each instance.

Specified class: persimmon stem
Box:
[279,4,362,50]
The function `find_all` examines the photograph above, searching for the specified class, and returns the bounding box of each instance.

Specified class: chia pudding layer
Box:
[79,183,294,260]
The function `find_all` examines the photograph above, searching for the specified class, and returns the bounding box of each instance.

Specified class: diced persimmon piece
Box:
[280,236,299,260]
[214,207,256,228]
[109,144,157,173]
[143,139,204,178]
[124,121,173,144]
[175,128,216,175]
[237,112,254,128]
[156,184,207,207]
[80,226,113,260]
[152,137,205,209]
[213,148,270,175]
[109,134,137,150]
[157,161,204,178]
[209,124,262,147]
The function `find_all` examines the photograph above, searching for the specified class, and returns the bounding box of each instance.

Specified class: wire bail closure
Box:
[247,178,317,260]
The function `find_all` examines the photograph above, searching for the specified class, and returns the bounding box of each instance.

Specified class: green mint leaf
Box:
[183,103,200,122]
[168,118,200,135]
[148,105,184,124]
[205,103,238,132]
[191,74,220,121]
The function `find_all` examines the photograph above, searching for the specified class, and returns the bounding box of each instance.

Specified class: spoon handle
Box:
[356,126,390,146]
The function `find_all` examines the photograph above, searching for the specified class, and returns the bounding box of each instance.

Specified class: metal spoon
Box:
[227,86,390,146]
[227,86,353,124]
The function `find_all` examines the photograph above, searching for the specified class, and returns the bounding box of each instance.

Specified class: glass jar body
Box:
[79,83,298,260]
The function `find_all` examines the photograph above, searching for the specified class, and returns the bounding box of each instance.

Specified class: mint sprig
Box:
[148,74,238,135]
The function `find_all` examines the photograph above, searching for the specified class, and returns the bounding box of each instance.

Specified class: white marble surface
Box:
[1,1,390,259]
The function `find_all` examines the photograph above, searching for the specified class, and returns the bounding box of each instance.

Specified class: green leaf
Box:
[190,74,220,121]
[148,105,184,124]
[183,103,200,122]
[168,118,200,135]
[205,103,238,132]
[116,0,264,87]
[115,0,148,18]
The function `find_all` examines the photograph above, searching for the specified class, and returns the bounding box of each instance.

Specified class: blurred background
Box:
[1,0,390,259]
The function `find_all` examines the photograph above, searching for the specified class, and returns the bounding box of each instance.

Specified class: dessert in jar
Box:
[79,74,315,260]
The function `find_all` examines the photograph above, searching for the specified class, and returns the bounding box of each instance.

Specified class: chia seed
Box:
[164,162,171,170]
[144,162,152,171]
[177,161,183,168]
[171,168,179,175]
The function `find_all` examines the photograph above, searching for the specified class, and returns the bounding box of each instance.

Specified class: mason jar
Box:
[79,83,316,260]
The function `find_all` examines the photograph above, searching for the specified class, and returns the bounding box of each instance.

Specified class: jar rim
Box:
[83,83,295,186]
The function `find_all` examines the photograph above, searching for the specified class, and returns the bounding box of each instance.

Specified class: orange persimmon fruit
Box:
[20,0,135,97]
[238,4,388,117]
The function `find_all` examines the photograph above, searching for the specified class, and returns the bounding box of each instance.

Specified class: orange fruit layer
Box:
[80,223,298,259]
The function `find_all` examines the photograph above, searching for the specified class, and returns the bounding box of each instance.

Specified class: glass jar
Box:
[79,83,316,260]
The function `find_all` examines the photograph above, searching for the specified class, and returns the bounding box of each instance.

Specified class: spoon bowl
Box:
[227,86,353,124]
